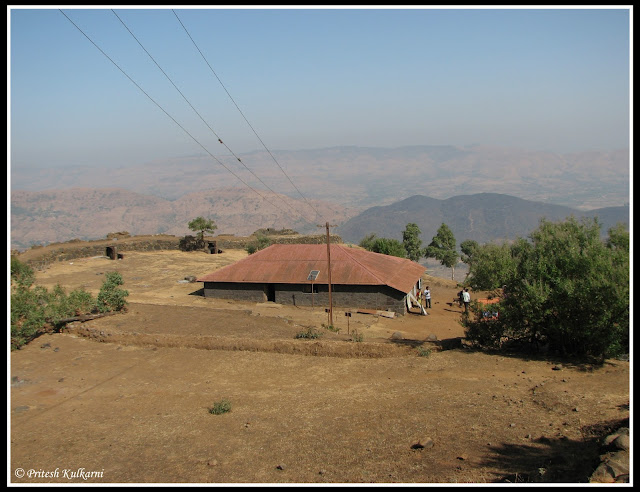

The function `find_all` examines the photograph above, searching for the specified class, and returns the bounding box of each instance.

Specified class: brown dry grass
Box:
[10,250,630,484]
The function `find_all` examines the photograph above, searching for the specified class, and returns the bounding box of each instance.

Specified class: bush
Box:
[208,399,232,415]
[10,260,130,350]
[95,272,129,313]
[417,346,432,357]
[246,234,271,255]
[463,217,629,361]
[322,323,340,333]
[11,255,35,288]
[179,235,205,252]
[351,330,364,343]
[295,327,323,339]
[10,284,49,350]
[359,234,406,258]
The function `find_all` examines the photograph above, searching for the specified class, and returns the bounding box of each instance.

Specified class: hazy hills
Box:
[10,144,629,251]
[11,145,629,210]
[337,193,629,246]
[10,188,356,251]
[11,187,629,253]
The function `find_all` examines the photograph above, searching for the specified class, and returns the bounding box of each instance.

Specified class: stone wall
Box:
[18,236,181,268]
[202,282,408,314]
[202,283,268,303]
[215,234,342,251]
[16,233,344,269]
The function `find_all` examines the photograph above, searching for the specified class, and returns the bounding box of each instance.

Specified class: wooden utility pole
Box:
[318,222,337,326]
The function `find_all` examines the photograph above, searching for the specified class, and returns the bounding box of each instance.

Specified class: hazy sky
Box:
[9,6,631,170]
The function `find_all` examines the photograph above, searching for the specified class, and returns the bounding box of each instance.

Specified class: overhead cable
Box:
[111,9,316,226]
[172,9,323,222]
[59,9,309,228]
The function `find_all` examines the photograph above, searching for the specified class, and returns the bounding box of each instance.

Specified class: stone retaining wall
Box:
[16,233,345,269]
[17,236,181,268]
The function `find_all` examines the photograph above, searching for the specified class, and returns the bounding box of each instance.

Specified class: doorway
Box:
[266,284,276,302]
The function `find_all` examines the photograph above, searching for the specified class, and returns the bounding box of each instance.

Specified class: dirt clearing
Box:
[10,251,630,484]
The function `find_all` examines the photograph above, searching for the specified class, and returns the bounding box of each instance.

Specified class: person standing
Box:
[423,286,431,309]
[462,288,471,313]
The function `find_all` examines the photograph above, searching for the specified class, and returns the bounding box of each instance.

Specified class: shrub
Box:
[417,346,432,357]
[11,284,49,350]
[11,255,35,288]
[322,323,340,333]
[359,234,406,258]
[463,217,629,361]
[246,234,271,255]
[208,399,232,415]
[295,327,323,339]
[10,260,130,350]
[95,272,129,313]
[179,235,205,252]
[351,330,364,343]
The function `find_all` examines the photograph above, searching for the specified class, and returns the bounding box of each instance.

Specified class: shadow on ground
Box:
[481,416,629,483]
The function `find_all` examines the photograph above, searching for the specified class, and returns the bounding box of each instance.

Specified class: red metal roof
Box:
[197,244,426,294]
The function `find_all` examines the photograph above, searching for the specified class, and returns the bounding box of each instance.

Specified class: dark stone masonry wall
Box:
[17,236,181,268]
[203,283,268,303]
[203,282,408,314]
[16,233,343,268]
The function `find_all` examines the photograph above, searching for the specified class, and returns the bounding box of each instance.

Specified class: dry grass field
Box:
[10,250,630,484]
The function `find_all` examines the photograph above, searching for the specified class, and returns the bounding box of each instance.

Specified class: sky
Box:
[8,6,632,170]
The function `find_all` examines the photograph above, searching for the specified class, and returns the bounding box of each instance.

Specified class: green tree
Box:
[188,217,218,241]
[425,223,458,280]
[358,233,378,251]
[359,233,406,258]
[245,234,271,255]
[371,237,407,258]
[464,241,522,291]
[460,239,480,266]
[463,217,629,361]
[402,223,423,262]
[10,258,129,349]
[95,272,129,313]
[11,256,35,289]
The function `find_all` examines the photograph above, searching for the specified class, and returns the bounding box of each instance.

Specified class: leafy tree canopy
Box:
[188,217,217,240]
[402,223,423,262]
[463,217,629,361]
[424,223,458,279]
[11,257,129,350]
[460,239,480,265]
[359,233,407,258]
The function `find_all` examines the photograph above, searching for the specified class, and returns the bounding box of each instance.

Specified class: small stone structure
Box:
[206,240,219,254]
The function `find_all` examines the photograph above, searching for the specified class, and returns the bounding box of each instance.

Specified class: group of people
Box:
[417,285,472,313]
[458,288,471,313]
[415,285,432,309]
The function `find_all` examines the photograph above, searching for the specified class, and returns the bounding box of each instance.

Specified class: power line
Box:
[171,9,323,222]
[58,9,309,228]
[110,9,317,226]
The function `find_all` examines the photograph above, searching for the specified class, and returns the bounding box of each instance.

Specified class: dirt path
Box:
[10,251,630,484]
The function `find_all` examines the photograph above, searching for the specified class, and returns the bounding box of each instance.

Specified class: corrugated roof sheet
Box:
[196,244,426,294]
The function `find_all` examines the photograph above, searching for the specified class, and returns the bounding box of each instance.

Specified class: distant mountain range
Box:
[9,187,356,251]
[337,193,629,246]
[10,187,628,253]
[11,144,630,251]
[11,144,629,211]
